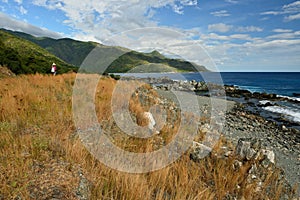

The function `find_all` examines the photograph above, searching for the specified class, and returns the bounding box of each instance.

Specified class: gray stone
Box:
[259,149,275,168]
[236,138,259,160]
[190,141,212,162]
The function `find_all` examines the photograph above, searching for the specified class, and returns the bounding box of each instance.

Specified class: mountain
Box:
[5,30,98,67]
[0,29,77,74]
[1,28,209,73]
[107,50,208,73]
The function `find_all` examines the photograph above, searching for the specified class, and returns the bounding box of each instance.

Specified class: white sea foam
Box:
[259,100,272,105]
[238,85,262,93]
[263,106,300,123]
[277,95,300,102]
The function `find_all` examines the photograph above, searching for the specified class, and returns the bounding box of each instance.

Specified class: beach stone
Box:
[259,148,276,168]
[235,138,261,160]
[190,141,212,162]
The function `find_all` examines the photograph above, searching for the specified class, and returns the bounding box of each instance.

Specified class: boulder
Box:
[235,138,261,160]
[259,149,275,168]
[190,141,212,162]
[235,138,276,167]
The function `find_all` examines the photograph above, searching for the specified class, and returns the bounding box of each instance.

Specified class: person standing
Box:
[51,63,57,76]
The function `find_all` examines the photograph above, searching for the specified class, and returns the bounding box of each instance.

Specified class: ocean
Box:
[119,72,300,128]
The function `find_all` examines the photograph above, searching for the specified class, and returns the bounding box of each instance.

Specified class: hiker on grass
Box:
[51,63,57,76]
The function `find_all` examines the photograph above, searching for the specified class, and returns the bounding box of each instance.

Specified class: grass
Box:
[0,73,296,199]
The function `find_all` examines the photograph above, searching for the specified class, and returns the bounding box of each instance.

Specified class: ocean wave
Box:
[263,106,300,123]
[238,85,262,93]
[277,95,300,102]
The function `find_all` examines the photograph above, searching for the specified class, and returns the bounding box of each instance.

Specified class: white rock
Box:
[143,112,156,130]
[260,149,275,164]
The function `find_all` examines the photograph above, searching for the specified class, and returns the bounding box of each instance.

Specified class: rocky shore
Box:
[121,76,300,197]
[122,75,300,128]
[223,104,300,196]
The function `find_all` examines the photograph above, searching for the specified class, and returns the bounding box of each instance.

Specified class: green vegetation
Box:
[107,50,207,73]
[6,29,98,66]
[3,29,209,74]
[0,30,77,74]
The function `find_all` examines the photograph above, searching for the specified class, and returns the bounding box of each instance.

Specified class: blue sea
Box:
[120,72,300,97]
[119,72,300,127]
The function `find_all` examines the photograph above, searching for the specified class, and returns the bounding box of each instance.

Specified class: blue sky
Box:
[0,0,300,71]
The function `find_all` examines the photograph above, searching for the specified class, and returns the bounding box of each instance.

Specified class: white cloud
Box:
[261,11,280,15]
[201,33,252,42]
[31,0,198,41]
[250,39,300,50]
[0,12,63,38]
[202,33,231,41]
[196,26,300,70]
[236,26,263,32]
[230,34,251,40]
[179,0,197,6]
[272,29,293,33]
[19,5,27,15]
[2,0,8,3]
[225,0,238,4]
[261,1,300,22]
[210,10,230,17]
[208,23,232,33]
[172,4,184,15]
[267,33,297,40]
[282,1,300,13]
[266,29,300,40]
[285,13,300,21]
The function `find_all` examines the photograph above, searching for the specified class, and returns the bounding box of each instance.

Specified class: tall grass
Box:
[0,74,294,199]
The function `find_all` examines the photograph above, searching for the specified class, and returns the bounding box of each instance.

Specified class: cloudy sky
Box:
[0,0,300,71]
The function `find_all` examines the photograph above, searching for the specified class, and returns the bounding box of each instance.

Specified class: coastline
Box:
[123,75,300,196]
[120,74,300,130]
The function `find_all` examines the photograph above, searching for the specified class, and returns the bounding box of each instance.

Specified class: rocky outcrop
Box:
[190,137,296,199]
[235,138,275,165]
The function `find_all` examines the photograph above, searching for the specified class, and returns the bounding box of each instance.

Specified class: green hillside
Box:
[0,30,77,74]
[6,30,98,67]
[2,29,209,73]
[107,50,207,73]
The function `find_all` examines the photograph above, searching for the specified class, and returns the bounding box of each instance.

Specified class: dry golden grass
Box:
[0,73,295,199]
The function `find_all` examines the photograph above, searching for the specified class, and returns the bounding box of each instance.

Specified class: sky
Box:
[0,0,300,72]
